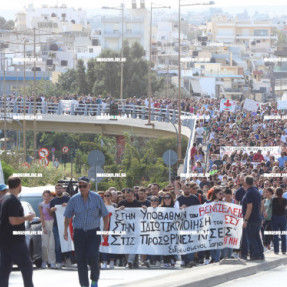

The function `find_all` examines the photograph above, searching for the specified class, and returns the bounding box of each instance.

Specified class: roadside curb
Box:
[119,254,287,287]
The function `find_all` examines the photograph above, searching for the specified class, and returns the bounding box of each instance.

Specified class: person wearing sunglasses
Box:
[159,192,176,268]
[63,177,109,287]
[208,187,223,263]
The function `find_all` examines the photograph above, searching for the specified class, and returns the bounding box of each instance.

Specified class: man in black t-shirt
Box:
[242,176,264,261]
[0,177,35,287]
[175,183,200,268]
[137,187,150,207]
[49,183,70,269]
[118,189,141,268]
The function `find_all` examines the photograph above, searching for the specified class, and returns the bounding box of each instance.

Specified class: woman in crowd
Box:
[39,190,56,268]
[221,188,235,259]
[263,187,274,250]
[159,192,176,268]
[144,196,162,268]
[209,187,223,263]
[272,187,287,254]
[117,193,124,204]
[194,150,203,163]
[101,190,117,269]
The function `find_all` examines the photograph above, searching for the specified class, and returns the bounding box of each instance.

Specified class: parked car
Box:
[19,185,54,217]
[21,201,42,268]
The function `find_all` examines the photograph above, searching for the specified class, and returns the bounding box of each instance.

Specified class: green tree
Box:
[277,31,287,47]
[4,20,14,30]
[0,17,15,30]
[0,17,6,29]
[93,49,121,97]
[76,59,88,95]
[86,59,96,94]
[56,69,77,94]
[1,161,15,183]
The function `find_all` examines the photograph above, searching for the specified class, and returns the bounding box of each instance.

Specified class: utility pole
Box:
[178,0,182,162]
[3,48,7,150]
[177,1,215,162]
[33,27,37,159]
[147,3,170,125]
[23,39,27,162]
[147,2,153,125]
[120,3,124,101]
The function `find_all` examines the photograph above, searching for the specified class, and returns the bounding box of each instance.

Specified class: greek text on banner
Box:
[99,203,243,255]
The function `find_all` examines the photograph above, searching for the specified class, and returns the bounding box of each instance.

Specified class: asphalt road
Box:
[9,265,182,287]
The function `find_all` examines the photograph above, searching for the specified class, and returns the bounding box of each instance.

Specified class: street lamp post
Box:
[147,3,170,125]
[102,4,125,101]
[23,39,28,162]
[178,0,215,162]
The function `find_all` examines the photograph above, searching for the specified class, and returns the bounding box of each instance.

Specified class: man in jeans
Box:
[49,183,70,269]
[242,175,264,260]
[0,177,35,287]
[64,177,109,287]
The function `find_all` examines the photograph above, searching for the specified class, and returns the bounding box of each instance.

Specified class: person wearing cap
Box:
[64,177,109,287]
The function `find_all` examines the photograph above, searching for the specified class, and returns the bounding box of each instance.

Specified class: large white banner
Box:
[220,146,281,159]
[243,99,259,112]
[55,205,74,252]
[99,203,243,255]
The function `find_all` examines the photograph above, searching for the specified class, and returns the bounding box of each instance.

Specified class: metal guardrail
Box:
[0,101,197,127]
[0,101,197,177]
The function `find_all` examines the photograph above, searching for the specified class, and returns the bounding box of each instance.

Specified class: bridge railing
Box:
[0,101,197,129]
[0,101,197,177]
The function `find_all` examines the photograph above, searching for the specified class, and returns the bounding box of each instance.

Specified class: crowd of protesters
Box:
[1,94,287,286]
[5,172,285,272]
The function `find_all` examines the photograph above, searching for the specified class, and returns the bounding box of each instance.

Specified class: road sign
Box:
[88,150,105,167]
[38,148,49,158]
[163,150,178,183]
[88,165,104,183]
[163,150,178,166]
[62,146,69,153]
[39,158,49,167]
[51,147,56,152]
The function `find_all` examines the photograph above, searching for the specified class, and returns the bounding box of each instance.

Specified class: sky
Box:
[1,0,287,10]
[1,0,287,18]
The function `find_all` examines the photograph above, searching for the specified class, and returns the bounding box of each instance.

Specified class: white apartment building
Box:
[101,0,149,57]
[15,4,89,32]
[207,16,277,52]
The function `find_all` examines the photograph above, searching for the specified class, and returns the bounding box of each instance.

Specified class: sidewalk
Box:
[120,251,287,287]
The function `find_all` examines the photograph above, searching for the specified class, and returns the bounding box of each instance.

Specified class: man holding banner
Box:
[64,176,109,287]
[49,184,70,269]
[174,183,200,267]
